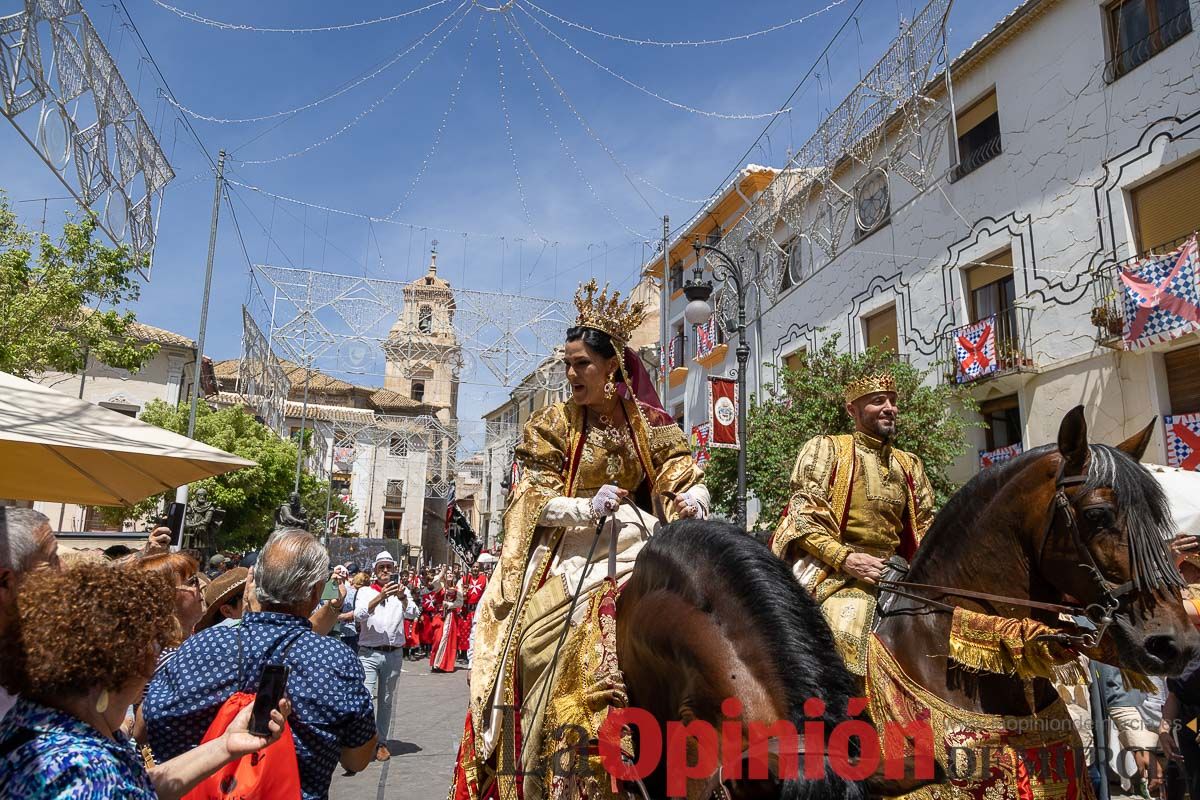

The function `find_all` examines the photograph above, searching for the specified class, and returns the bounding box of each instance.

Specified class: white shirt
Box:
[354,584,417,648]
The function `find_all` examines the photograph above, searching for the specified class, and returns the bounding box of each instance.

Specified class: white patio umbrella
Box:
[1145,463,1200,536]
[0,370,254,506]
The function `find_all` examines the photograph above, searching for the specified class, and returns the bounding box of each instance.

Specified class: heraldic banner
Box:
[1166,412,1200,472]
[954,315,998,383]
[690,423,712,465]
[980,442,1023,470]
[695,318,716,360]
[1120,236,1200,351]
[709,377,738,448]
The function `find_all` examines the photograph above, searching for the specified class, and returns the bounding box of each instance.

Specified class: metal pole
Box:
[660,215,669,398]
[323,429,336,540]
[293,360,312,493]
[736,291,749,531]
[179,149,225,509]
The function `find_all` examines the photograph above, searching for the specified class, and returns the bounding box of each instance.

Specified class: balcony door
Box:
[966,250,1017,359]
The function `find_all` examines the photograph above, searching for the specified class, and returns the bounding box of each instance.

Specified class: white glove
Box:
[677,488,709,520]
[591,485,623,519]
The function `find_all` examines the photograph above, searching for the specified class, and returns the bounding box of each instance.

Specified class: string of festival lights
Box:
[512,3,789,120]
[491,17,548,244]
[164,1,470,124]
[234,5,473,165]
[501,15,655,238]
[148,0,452,33]
[517,0,851,47]
[503,10,719,208]
[384,12,485,220]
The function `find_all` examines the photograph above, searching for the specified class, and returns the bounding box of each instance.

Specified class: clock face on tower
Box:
[855,168,890,234]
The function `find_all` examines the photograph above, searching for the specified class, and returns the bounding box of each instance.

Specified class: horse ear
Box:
[1116,417,1157,461]
[1057,405,1089,473]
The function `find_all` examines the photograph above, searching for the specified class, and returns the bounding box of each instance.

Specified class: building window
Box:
[1131,156,1200,256]
[385,479,404,509]
[389,434,409,457]
[331,472,351,495]
[1105,0,1192,82]
[864,305,899,355]
[966,248,1017,351]
[854,169,890,239]
[1165,343,1200,415]
[418,305,433,334]
[383,513,402,539]
[779,238,801,293]
[412,381,425,403]
[953,89,1001,180]
[980,395,1022,451]
[782,347,807,374]
[673,322,686,367]
[669,261,684,293]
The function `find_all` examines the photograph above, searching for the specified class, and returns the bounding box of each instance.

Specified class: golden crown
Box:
[573,279,648,347]
[844,373,897,404]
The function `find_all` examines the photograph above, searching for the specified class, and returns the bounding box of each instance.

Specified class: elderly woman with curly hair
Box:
[0,562,289,799]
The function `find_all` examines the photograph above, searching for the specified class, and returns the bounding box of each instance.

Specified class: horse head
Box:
[1034,406,1198,675]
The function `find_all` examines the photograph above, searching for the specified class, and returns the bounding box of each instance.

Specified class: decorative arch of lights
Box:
[238,264,572,498]
[704,0,954,319]
[0,0,174,271]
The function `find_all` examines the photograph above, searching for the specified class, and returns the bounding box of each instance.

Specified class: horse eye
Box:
[1084,507,1115,528]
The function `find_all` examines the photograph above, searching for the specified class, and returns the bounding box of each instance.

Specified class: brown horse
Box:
[616,518,874,800]
[872,407,1199,791]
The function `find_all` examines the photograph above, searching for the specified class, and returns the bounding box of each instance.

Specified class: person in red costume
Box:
[459,564,488,663]
[415,573,439,659]
[430,577,463,673]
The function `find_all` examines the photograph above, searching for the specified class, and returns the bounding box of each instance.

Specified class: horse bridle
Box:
[880,458,1136,651]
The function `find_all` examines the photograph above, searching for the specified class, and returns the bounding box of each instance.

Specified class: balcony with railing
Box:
[1104,6,1193,83]
[938,307,1035,385]
[951,132,1002,181]
[1088,234,1194,348]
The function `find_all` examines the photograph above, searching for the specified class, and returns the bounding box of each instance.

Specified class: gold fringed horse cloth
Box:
[866,634,1095,800]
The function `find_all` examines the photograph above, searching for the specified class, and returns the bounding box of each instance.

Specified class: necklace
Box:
[587,407,632,480]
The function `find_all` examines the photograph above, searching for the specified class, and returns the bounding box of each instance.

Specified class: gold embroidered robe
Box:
[771,431,934,674]
[453,398,705,800]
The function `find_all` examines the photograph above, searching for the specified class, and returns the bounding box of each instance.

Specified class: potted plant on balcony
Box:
[996,340,1033,371]
[1089,304,1123,337]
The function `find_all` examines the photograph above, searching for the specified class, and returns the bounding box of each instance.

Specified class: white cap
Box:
[373,550,396,567]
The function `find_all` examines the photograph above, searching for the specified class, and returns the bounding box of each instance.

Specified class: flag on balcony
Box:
[696,318,716,360]
[334,442,355,465]
[979,442,1023,470]
[709,377,739,449]
[690,423,712,466]
[445,481,457,536]
[953,316,998,383]
[1166,412,1200,471]
[1120,236,1200,351]
[667,336,679,372]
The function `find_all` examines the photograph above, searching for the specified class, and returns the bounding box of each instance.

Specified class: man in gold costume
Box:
[449,281,709,800]
[770,373,935,678]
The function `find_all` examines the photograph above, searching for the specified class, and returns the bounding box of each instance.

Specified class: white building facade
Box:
[657,0,1200,489]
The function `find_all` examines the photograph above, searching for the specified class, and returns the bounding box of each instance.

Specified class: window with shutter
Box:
[954,90,1001,179]
[1165,343,1200,415]
[1131,156,1200,255]
[864,306,898,354]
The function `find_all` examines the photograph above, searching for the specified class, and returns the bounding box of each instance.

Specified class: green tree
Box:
[705,335,980,527]
[0,195,158,378]
[101,401,356,551]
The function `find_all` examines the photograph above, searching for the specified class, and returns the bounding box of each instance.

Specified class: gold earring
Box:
[95,689,110,714]
[604,373,616,400]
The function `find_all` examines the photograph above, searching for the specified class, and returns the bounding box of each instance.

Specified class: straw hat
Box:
[197,567,249,630]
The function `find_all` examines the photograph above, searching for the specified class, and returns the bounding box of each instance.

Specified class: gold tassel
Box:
[1120,669,1157,693]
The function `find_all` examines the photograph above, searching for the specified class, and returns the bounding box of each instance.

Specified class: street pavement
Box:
[330,656,467,800]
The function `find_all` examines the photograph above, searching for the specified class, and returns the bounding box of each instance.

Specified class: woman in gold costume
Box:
[449,281,709,800]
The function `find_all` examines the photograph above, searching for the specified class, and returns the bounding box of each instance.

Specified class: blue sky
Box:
[2,0,1008,418]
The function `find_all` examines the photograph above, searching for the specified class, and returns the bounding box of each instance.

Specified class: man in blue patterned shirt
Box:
[144,529,378,800]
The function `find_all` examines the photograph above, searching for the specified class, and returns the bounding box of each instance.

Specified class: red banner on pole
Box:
[709,377,738,449]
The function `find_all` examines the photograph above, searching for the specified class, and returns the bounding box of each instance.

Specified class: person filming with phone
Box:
[143,529,378,800]
[353,551,417,763]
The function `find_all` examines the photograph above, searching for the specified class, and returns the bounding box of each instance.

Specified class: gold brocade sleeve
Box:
[647,421,705,522]
[770,435,852,570]
[907,453,936,542]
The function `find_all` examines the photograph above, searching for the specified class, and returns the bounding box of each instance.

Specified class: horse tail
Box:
[619,519,867,799]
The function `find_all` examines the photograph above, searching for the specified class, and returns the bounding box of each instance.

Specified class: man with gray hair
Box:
[144,529,378,799]
[0,507,60,721]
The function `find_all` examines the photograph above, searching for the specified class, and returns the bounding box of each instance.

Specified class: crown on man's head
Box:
[844,373,897,404]
[573,279,648,346]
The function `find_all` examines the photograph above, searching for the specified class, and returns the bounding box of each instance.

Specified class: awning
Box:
[0,370,254,506]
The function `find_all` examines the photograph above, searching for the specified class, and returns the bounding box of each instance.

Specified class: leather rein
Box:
[878,460,1136,651]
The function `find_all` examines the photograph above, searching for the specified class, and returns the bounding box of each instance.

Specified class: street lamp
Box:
[683,239,750,530]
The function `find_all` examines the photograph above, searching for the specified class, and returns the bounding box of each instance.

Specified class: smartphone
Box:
[159,502,186,548]
[249,664,289,737]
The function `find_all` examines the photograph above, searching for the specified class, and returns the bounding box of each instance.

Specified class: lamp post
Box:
[683,240,749,530]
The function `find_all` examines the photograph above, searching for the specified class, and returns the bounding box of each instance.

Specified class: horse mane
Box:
[638,520,865,798]
[910,443,1181,591]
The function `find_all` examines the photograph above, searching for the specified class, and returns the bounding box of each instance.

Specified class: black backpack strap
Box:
[241,628,308,693]
[0,728,37,760]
